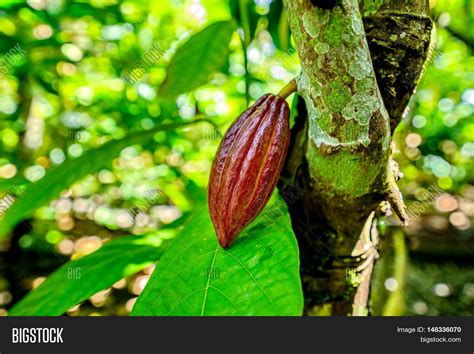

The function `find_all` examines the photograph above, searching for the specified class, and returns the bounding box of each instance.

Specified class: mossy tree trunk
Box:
[280,0,432,315]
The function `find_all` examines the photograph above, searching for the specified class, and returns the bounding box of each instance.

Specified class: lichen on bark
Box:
[295,1,390,153]
[285,0,391,206]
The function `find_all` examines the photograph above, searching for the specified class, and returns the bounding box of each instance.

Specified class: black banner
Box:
[0,316,472,353]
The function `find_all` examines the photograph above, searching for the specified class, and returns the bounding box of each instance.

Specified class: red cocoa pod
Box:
[208,94,290,248]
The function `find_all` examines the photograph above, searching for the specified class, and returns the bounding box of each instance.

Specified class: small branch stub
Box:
[278,79,297,99]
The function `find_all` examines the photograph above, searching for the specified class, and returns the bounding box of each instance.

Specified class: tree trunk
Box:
[280,0,432,315]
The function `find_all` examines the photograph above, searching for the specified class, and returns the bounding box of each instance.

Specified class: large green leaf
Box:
[131,196,303,316]
[158,20,236,98]
[0,121,202,238]
[9,233,171,316]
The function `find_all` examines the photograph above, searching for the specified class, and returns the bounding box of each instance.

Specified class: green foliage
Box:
[0,122,201,239]
[132,196,303,316]
[230,0,259,42]
[158,20,237,98]
[267,0,291,52]
[9,233,170,316]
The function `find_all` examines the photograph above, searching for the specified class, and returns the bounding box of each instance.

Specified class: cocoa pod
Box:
[208,94,290,248]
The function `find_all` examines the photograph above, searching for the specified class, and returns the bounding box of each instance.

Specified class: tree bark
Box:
[280,0,432,315]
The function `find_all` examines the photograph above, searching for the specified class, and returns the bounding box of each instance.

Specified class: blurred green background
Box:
[0,0,472,316]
